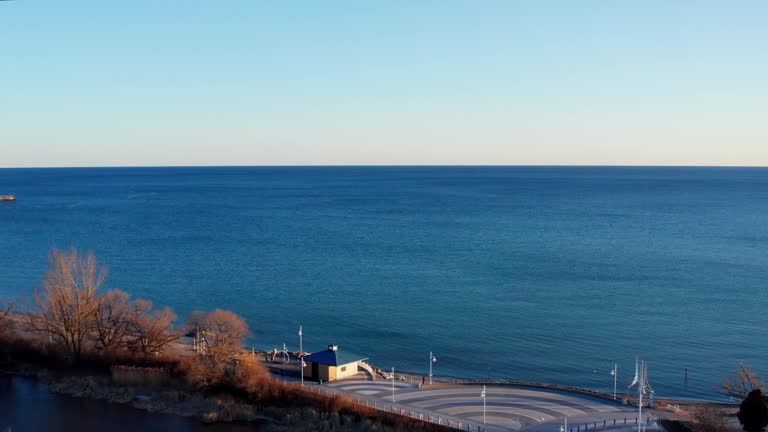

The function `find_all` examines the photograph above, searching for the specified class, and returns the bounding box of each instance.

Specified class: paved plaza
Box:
[325,379,649,432]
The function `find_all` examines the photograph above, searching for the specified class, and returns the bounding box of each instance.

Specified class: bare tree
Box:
[184,310,206,335]
[690,406,728,432]
[724,364,765,399]
[197,309,248,365]
[90,289,138,351]
[129,300,179,354]
[0,298,14,333]
[184,309,248,388]
[28,249,105,360]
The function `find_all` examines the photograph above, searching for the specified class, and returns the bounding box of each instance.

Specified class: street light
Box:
[481,385,486,424]
[298,325,304,387]
[429,352,436,385]
[282,342,288,376]
[611,363,618,400]
[391,367,396,402]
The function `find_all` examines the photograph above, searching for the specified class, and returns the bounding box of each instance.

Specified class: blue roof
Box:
[303,347,368,366]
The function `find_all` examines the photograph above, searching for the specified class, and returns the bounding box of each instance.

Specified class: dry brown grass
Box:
[178,354,454,431]
[689,406,728,432]
[111,365,171,387]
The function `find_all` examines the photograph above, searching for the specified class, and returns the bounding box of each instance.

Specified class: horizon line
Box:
[2,163,768,169]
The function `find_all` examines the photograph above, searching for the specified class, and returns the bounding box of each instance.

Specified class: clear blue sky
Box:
[1,1,766,167]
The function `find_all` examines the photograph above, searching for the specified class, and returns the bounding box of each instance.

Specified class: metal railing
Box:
[568,417,660,432]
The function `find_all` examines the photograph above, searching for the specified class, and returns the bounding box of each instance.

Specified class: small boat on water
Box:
[0,194,16,202]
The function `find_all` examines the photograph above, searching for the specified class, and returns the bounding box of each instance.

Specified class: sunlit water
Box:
[1,166,766,400]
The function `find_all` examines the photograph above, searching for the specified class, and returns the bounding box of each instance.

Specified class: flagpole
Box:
[299,325,303,387]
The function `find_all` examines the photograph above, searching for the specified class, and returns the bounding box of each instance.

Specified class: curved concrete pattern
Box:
[327,380,642,431]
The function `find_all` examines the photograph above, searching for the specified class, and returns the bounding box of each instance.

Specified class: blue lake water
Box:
[1,166,766,400]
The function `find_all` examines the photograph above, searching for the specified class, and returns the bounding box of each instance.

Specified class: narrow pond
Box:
[0,375,260,432]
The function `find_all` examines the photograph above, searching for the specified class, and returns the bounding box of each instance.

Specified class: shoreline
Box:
[1,311,734,408]
[0,326,735,432]
[252,346,732,406]
[1,363,734,432]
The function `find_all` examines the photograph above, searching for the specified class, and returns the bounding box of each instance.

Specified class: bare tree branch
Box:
[197,309,249,365]
[724,363,765,399]
[90,289,138,351]
[28,249,105,360]
[129,300,179,355]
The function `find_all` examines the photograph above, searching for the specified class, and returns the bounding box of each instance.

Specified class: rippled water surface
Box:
[1,166,766,399]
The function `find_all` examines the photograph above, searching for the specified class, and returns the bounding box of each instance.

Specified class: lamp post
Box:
[429,352,436,385]
[298,325,304,387]
[481,385,486,424]
[282,342,288,376]
[391,367,396,402]
[611,363,618,400]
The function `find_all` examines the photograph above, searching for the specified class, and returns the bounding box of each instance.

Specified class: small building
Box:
[302,344,368,382]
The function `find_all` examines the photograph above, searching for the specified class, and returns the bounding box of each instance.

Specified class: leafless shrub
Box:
[690,406,728,432]
[184,354,227,388]
[230,355,270,394]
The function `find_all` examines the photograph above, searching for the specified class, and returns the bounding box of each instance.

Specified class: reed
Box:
[111,365,170,387]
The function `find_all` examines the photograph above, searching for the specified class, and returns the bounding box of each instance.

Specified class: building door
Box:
[312,362,319,381]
